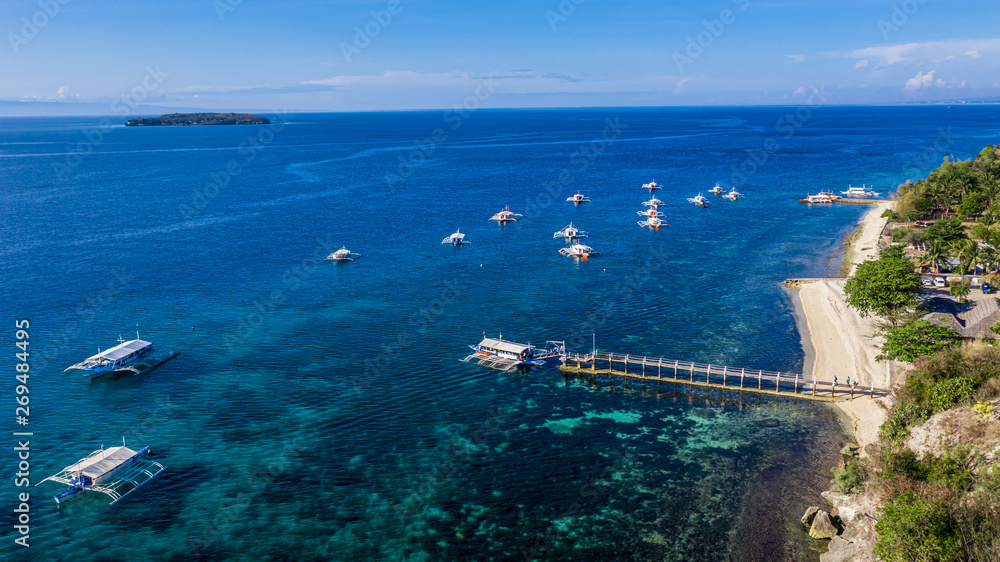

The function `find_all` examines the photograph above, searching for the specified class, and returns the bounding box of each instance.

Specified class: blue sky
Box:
[1,0,998,113]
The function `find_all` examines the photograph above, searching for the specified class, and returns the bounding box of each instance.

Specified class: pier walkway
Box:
[558,352,890,403]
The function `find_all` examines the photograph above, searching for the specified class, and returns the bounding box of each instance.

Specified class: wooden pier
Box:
[558,352,889,403]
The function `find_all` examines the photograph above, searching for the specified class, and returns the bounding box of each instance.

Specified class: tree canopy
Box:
[876,319,963,362]
[844,245,922,325]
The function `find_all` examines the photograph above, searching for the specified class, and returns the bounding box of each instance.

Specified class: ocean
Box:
[2,106,999,561]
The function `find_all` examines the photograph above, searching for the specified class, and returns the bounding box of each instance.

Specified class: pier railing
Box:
[559,351,889,402]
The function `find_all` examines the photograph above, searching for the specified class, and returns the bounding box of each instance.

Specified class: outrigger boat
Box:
[638,216,669,229]
[799,192,840,204]
[64,330,177,379]
[441,229,471,246]
[687,193,710,207]
[637,207,665,218]
[708,183,724,194]
[722,188,744,201]
[841,184,878,197]
[461,334,565,372]
[642,179,661,191]
[566,191,591,204]
[641,196,664,208]
[553,222,588,241]
[559,242,599,258]
[488,205,522,223]
[325,246,362,261]
[37,439,166,505]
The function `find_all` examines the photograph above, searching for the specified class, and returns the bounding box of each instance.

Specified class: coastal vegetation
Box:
[830,145,1000,561]
[125,113,270,126]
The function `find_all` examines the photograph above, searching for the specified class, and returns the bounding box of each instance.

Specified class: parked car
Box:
[934,277,947,288]
[921,277,933,287]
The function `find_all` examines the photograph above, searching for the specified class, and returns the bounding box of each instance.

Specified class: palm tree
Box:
[982,246,999,275]
[925,239,947,273]
[954,239,983,275]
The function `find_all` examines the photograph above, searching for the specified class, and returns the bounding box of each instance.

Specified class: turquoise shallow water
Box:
[3,106,1000,560]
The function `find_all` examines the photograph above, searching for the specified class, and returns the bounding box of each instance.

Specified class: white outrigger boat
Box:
[461,334,564,372]
[559,242,599,258]
[642,179,661,191]
[441,229,471,246]
[637,207,664,218]
[637,216,669,229]
[64,331,177,379]
[553,222,588,241]
[840,184,878,197]
[641,196,664,208]
[37,439,166,505]
[488,205,522,223]
[708,183,724,194]
[566,191,591,204]
[325,246,362,261]
[722,188,744,201]
[687,193,710,207]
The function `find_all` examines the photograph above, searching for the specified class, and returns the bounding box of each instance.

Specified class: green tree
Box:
[925,218,966,243]
[924,239,948,273]
[877,319,962,362]
[953,239,983,275]
[844,245,922,326]
[950,282,970,302]
[873,492,962,562]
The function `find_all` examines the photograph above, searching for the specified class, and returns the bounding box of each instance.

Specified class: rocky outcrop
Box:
[801,506,820,526]
[809,510,839,540]
[805,490,879,562]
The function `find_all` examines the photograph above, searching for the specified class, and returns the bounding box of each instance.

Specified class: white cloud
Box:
[844,39,1000,67]
[673,77,690,95]
[855,59,869,69]
[958,80,967,88]
[904,70,935,91]
[57,86,68,99]
[792,86,806,96]
[786,54,805,63]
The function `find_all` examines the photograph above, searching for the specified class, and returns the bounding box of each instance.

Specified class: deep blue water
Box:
[2,106,999,561]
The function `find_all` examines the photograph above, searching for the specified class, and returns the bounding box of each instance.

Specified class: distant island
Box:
[125,113,270,126]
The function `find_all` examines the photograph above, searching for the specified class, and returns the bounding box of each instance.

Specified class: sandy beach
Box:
[794,201,901,449]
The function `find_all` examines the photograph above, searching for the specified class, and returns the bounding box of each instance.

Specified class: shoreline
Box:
[790,200,898,451]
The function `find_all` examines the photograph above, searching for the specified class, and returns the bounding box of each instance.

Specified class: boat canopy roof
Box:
[68,445,139,479]
[89,339,151,362]
[478,338,530,354]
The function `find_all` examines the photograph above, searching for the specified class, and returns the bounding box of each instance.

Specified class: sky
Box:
[1,0,998,114]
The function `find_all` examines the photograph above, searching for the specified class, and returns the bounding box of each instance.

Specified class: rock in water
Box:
[820,536,857,562]
[801,506,821,526]
[758,418,780,428]
[809,510,839,540]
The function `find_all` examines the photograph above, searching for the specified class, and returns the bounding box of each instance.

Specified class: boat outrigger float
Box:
[64,330,177,379]
[461,334,565,372]
[37,439,166,505]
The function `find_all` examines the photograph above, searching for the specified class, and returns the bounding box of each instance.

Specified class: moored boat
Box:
[840,184,878,197]
[687,193,710,207]
[461,334,564,371]
[708,183,724,194]
[642,179,661,191]
[441,229,471,245]
[553,222,588,240]
[566,191,591,204]
[488,205,522,223]
[559,242,599,258]
[64,331,177,378]
[325,246,363,261]
[37,440,166,505]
